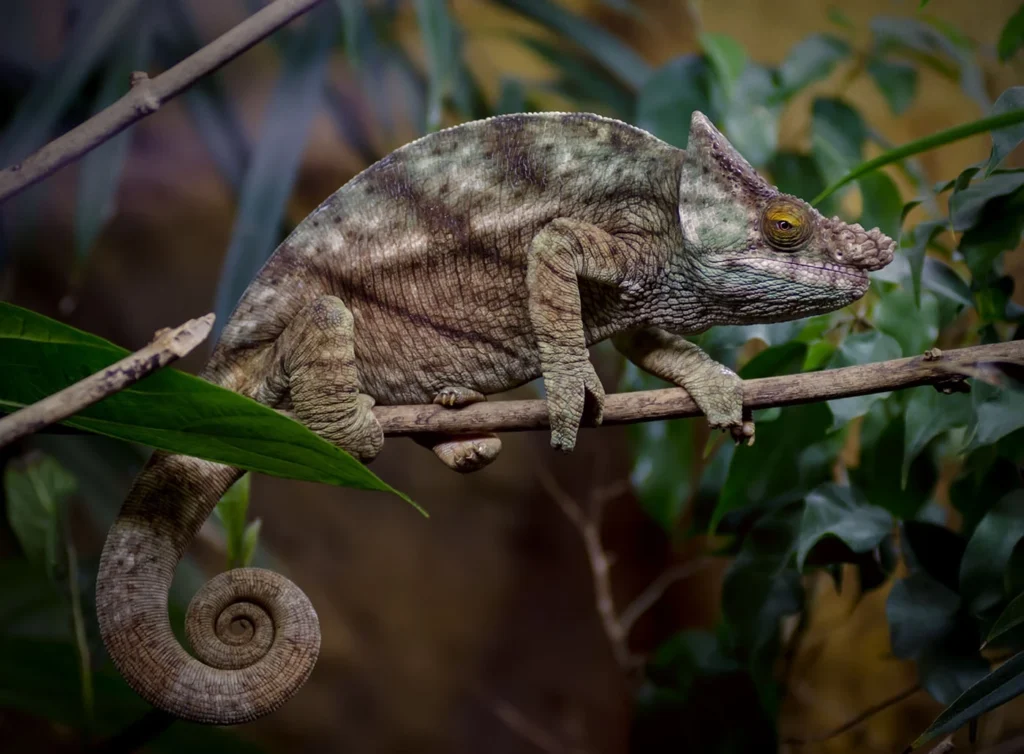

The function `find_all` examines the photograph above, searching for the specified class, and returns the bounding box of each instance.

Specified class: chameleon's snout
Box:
[821,216,896,272]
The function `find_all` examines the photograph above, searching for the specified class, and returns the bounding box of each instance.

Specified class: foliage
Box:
[1,0,1023,751]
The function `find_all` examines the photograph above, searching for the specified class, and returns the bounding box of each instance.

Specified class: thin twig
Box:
[0,0,327,203]
[783,683,923,745]
[486,696,567,754]
[372,341,1020,437]
[618,558,713,636]
[539,469,634,669]
[0,314,213,447]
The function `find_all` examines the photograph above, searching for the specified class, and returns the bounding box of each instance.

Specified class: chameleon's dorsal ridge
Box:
[96,110,895,724]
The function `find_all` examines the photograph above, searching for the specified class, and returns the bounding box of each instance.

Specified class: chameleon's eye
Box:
[761,198,813,251]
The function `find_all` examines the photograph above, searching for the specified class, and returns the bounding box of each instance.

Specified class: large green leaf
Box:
[887,571,961,660]
[0,303,409,504]
[700,32,747,99]
[713,402,831,532]
[857,170,903,241]
[826,331,902,428]
[213,3,337,332]
[875,287,939,358]
[950,171,1024,232]
[960,491,1024,615]
[721,63,780,169]
[796,483,893,570]
[811,97,866,185]
[912,650,1024,748]
[901,386,972,489]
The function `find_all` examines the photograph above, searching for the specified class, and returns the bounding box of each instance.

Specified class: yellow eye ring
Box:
[761,198,812,251]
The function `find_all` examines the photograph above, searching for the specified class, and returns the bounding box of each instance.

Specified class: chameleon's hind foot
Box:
[415,433,502,473]
[433,386,487,408]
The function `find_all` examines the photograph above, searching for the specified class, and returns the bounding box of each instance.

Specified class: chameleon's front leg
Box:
[527,219,629,451]
[613,327,755,445]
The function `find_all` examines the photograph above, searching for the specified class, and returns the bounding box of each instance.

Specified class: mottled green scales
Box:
[95,111,895,724]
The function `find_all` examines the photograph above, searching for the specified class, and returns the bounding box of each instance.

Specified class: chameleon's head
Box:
[677,111,894,323]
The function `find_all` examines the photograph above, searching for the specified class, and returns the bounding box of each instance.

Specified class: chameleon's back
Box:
[207,112,685,404]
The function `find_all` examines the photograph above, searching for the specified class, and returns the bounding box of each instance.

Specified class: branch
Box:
[0,0,327,203]
[0,314,213,448]
[373,341,1022,437]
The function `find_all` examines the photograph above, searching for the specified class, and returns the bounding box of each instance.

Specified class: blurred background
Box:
[1,0,1023,752]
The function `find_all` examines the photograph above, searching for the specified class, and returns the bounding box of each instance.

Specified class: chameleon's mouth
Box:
[733,256,870,296]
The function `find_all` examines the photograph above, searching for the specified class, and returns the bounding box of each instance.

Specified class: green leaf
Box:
[495,0,651,89]
[75,14,152,263]
[950,171,1024,232]
[770,151,826,203]
[998,4,1024,62]
[0,303,410,505]
[912,649,1024,748]
[986,591,1024,647]
[699,32,747,98]
[888,571,961,659]
[337,0,370,67]
[635,55,713,150]
[240,519,262,568]
[0,0,140,168]
[521,37,635,116]
[495,78,527,115]
[826,332,902,428]
[776,34,850,98]
[648,630,738,694]
[966,382,1024,452]
[922,256,972,308]
[415,0,460,131]
[796,483,893,570]
[713,403,831,531]
[213,4,337,333]
[875,287,939,358]
[857,171,903,241]
[3,454,76,578]
[902,386,972,489]
[958,182,1024,284]
[902,521,967,594]
[960,491,1024,615]
[985,88,1024,175]
[903,219,946,305]
[721,63,780,168]
[811,97,866,185]
[215,473,251,570]
[813,108,1024,206]
[867,58,918,116]
[853,406,937,519]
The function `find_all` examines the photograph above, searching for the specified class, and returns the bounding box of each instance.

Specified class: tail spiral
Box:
[96,452,320,725]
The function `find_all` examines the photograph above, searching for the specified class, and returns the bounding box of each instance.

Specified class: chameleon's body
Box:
[96,112,893,724]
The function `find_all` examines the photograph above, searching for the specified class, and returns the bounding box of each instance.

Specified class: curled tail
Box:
[95,451,321,724]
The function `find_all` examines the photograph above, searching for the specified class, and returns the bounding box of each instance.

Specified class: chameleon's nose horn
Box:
[823,217,895,271]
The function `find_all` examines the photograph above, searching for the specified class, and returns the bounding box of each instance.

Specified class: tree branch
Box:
[0,0,327,203]
[373,341,1021,437]
[0,314,213,448]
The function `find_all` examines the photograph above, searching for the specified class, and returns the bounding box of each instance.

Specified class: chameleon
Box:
[95,110,894,725]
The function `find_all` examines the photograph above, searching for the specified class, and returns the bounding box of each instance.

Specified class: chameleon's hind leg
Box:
[415,386,502,473]
[273,296,383,462]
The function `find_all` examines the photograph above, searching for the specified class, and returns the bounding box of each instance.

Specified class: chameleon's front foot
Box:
[700,370,754,446]
[544,359,605,452]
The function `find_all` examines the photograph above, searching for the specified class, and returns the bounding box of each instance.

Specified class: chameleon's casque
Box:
[96,111,894,724]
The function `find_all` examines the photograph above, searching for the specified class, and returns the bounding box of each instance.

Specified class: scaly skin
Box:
[96,111,894,724]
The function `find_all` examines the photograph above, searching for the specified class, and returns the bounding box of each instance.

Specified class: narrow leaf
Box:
[215,473,251,569]
[776,34,850,97]
[998,4,1024,62]
[0,0,140,167]
[415,0,459,131]
[4,454,77,579]
[960,491,1024,615]
[213,4,337,333]
[494,0,651,90]
[75,14,152,262]
[813,108,1024,206]
[986,591,1024,647]
[985,87,1024,175]
[0,303,411,506]
[867,58,918,116]
[913,650,1024,747]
